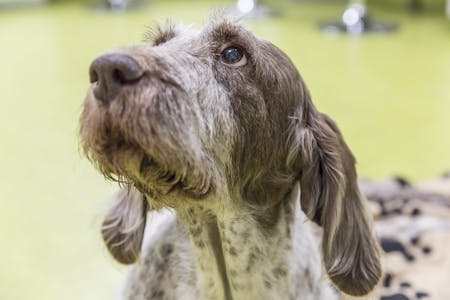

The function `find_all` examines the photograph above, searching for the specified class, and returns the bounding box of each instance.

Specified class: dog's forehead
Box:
[148,19,255,49]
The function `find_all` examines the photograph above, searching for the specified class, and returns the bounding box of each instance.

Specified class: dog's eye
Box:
[220,46,247,67]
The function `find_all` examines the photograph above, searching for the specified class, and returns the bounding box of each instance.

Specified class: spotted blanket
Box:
[351,175,450,300]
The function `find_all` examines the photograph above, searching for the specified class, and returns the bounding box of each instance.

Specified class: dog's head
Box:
[80,18,380,296]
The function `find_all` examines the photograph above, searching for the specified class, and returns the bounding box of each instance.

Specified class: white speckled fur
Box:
[118,184,338,300]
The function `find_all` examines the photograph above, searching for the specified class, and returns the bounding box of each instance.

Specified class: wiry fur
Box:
[102,187,149,264]
[80,17,381,299]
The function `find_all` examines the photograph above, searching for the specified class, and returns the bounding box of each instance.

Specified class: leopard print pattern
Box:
[358,173,450,300]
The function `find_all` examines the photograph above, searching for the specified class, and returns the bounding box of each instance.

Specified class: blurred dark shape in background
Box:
[0,0,149,10]
[319,2,398,35]
[230,0,450,20]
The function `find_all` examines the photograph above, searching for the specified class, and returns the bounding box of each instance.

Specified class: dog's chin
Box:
[94,145,213,202]
[134,154,184,197]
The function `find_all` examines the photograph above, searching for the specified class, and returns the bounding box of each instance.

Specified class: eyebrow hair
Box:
[209,21,241,43]
[145,22,177,46]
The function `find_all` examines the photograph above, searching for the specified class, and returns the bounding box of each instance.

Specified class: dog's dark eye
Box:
[220,46,247,67]
[222,47,242,63]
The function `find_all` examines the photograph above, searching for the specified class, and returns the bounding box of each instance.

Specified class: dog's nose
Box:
[89,54,144,102]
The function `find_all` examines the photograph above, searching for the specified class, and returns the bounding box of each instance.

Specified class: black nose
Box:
[89,54,144,102]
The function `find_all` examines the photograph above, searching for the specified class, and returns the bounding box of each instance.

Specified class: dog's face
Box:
[80,19,380,296]
[81,22,230,203]
[80,19,304,207]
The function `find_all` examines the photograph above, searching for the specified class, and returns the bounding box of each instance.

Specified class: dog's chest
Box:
[121,203,337,300]
[217,209,293,300]
[185,199,332,300]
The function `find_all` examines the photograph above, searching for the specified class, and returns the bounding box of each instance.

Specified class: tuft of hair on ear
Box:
[101,186,149,265]
[289,99,381,296]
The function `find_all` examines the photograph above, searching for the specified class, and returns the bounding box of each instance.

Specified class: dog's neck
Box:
[180,184,335,300]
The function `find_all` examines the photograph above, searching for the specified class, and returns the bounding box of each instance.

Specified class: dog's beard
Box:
[80,88,214,202]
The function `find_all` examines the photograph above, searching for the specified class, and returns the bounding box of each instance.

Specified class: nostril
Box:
[113,68,126,84]
[90,69,99,84]
[111,59,144,85]
[111,68,141,85]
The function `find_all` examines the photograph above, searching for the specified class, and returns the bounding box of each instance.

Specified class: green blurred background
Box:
[0,0,449,299]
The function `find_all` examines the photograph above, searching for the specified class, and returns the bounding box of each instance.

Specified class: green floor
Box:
[0,1,449,299]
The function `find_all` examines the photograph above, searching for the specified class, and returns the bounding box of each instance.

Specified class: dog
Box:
[80,17,381,300]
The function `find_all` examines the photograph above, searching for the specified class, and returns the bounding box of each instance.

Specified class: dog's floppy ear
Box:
[287,97,381,296]
[101,187,149,264]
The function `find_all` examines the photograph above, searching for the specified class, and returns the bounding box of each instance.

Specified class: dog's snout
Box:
[89,54,144,102]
